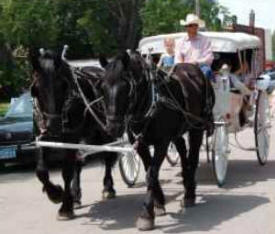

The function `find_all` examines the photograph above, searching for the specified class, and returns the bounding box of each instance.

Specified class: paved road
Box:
[0,125,275,234]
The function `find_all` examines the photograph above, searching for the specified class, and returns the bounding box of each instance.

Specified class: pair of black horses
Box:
[30,48,215,231]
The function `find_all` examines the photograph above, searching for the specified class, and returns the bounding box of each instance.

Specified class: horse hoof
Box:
[154,205,166,216]
[57,210,75,221]
[181,198,195,208]
[102,190,116,200]
[136,216,155,231]
[43,185,63,204]
[73,200,82,209]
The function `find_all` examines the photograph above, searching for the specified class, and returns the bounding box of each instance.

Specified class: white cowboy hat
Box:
[180,13,205,28]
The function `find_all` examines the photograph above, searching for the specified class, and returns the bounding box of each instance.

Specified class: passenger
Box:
[219,60,251,96]
[175,13,215,81]
[157,37,175,72]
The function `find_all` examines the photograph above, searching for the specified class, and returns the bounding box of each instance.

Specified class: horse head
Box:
[29,48,71,136]
[100,50,150,138]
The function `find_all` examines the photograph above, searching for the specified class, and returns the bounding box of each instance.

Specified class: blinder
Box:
[122,66,153,116]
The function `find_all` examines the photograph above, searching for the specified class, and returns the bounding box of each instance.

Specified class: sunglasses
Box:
[186,24,198,28]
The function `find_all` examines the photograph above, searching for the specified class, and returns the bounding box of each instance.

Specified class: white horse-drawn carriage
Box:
[139,31,272,186]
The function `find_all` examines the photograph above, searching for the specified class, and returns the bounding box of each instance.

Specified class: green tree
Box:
[77,0,144,54]
[141,0,230,36]
[0,0,232,95]
[141,0,192,36]
[0,0,58,49]
[0,0,144,57]
[0,0,144,94]
[0,0,59,95]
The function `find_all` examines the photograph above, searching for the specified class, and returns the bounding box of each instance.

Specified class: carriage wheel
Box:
[212,123,229,187]
[166,143,180,166]
[254,90,271,165]
[119,150,141,187]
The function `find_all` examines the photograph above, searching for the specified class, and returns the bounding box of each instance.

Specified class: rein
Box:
[126,66,159,143]
[69,67,107,132]
[160,75,209,126]
[42,111,62,120]
[127,68,155,120]
[128,63,212,136]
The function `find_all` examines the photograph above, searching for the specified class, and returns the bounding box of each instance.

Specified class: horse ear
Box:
[99,55,109,68]
[118,51,130,69]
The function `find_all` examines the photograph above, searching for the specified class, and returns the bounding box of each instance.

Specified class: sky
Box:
[218,0,275,32]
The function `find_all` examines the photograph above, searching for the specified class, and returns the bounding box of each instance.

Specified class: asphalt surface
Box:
[0,124,275,234]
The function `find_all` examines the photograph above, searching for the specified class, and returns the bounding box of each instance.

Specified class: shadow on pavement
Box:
[161,194,269,233]
[196,159,275,189]
[81,192,269,233]
[0,153,107,183]
[80,190,183,230]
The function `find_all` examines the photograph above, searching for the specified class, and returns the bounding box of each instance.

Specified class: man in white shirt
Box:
[175,14,214,81]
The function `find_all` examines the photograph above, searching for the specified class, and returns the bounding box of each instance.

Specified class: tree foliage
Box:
[0,0,232,95]
[0,0,144,95]
[0,0,58,49]
[141,0,230,36]
[0,0,144,57]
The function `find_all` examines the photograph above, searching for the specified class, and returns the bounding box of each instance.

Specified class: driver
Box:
[175,14,214,81]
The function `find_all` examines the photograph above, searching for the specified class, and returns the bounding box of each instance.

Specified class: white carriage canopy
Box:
[138,32,261,54]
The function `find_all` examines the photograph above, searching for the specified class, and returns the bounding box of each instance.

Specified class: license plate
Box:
[0,146,17,159]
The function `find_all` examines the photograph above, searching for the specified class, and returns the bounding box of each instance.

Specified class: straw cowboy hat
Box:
[180,13,205,28]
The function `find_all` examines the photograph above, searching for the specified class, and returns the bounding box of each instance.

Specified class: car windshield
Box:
[5,92,33,118]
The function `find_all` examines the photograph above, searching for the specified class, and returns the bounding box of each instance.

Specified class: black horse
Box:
[30,49,118,220]
[100,51,215,230]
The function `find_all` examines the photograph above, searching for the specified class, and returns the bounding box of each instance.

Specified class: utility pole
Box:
[195,0,200,17]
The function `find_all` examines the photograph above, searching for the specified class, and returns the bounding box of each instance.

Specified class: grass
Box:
[0,102,10,116]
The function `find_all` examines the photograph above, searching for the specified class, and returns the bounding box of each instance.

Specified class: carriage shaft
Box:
[36,140,133,154]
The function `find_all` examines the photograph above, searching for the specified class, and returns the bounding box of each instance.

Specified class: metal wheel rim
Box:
[255,91,271,165]
[119,150,141,185]
[212,124,229,186]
